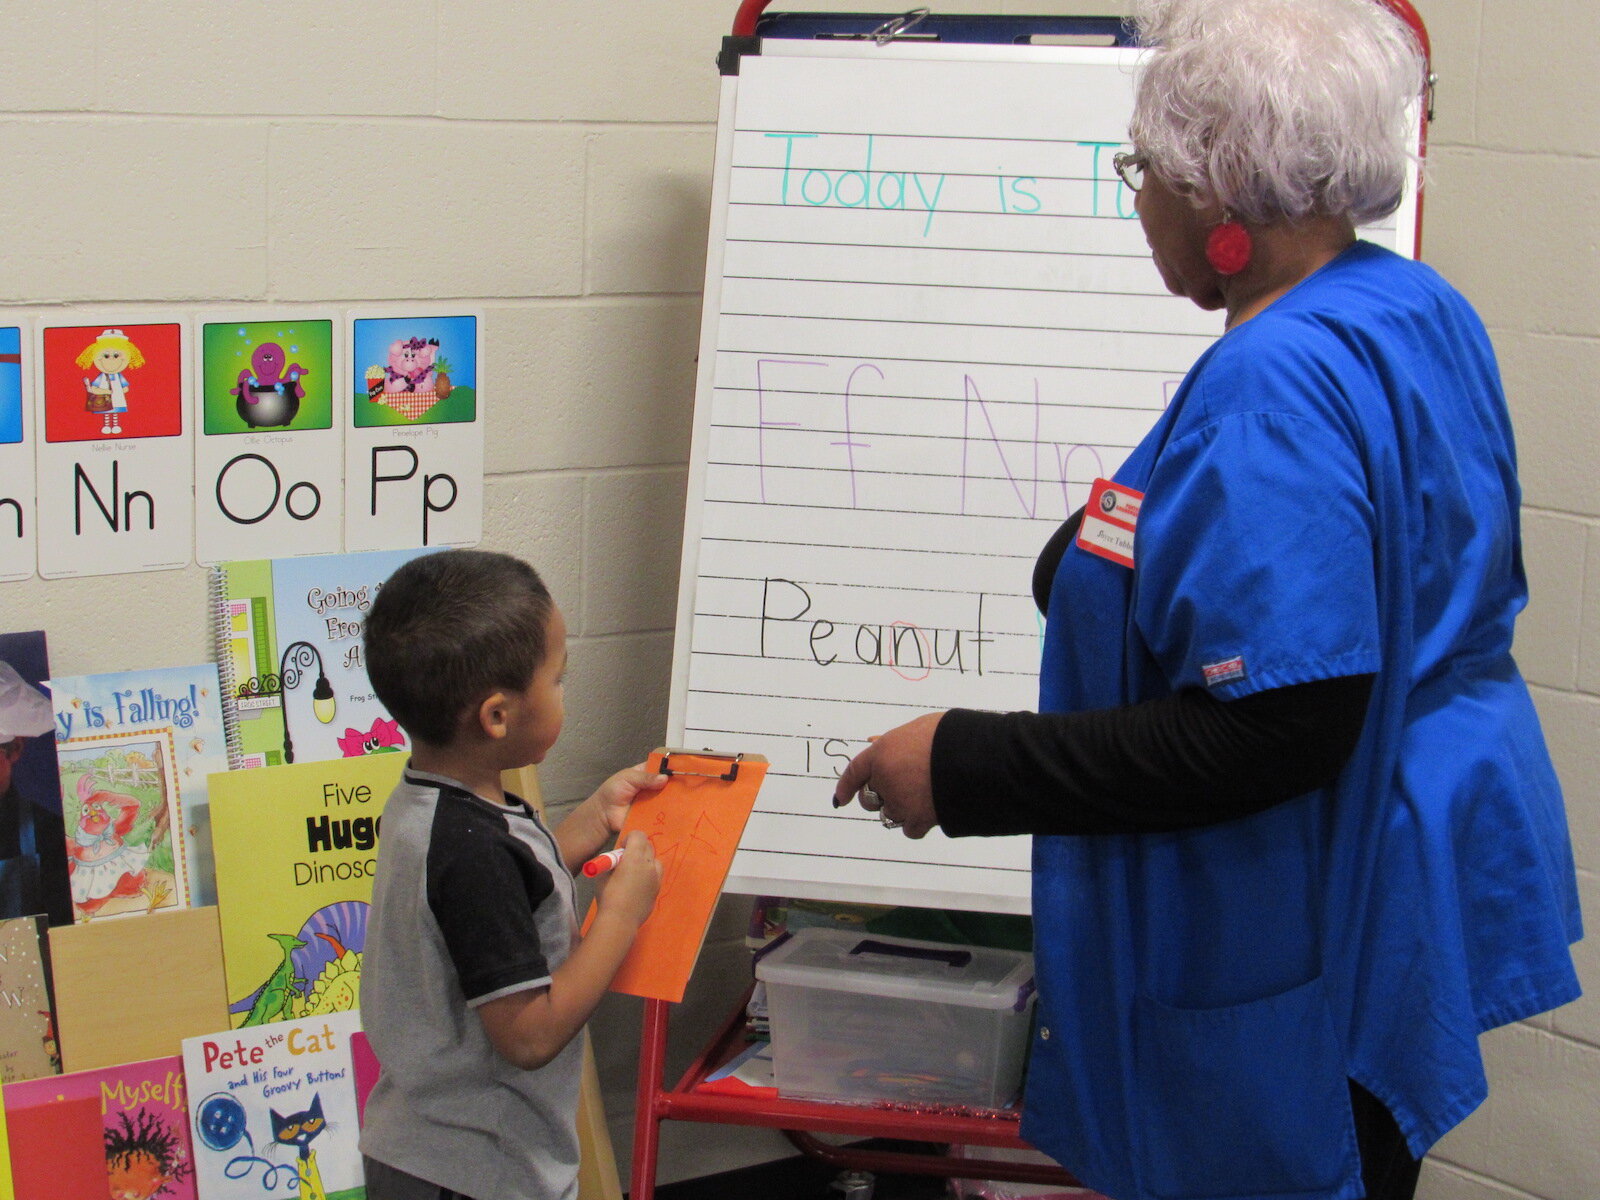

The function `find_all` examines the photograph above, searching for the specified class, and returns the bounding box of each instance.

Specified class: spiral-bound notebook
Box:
[209,547,433,769]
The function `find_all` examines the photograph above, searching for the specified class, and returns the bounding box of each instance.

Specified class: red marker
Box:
[581,848,626,878]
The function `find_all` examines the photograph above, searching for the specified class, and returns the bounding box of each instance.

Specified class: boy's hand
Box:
[593,763,668,834]
[594,831,661,928]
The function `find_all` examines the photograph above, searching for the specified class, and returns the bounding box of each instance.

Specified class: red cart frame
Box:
[630,989,1079,1200]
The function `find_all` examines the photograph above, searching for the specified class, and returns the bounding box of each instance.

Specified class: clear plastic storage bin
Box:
[754,928,1035,1108]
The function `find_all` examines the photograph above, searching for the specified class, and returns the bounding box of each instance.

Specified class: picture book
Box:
[3,1053,195,1200]
[0,915,58,1084]
[2,1087,103,1199]
[0,629,73,928]
[209,548,433,769]
[48,664,228,908]
[209,755,403,1029]
[0,1087,12,1198]
[52,725,186,924]
[182,1011,365,1200]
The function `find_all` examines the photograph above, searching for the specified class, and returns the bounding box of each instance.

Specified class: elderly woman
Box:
[833,1,1583,1198]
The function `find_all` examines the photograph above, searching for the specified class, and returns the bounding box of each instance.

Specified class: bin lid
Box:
[755,927,1035,1011]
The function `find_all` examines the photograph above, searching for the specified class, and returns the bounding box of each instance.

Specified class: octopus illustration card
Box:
[48,664,228,908]
[209,754,403,1029]
[193,311,345,564]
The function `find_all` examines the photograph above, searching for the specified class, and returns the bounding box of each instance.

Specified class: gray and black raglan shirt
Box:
[359,768,584,1200]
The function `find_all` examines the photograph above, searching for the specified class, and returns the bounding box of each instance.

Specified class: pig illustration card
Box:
[344,310,483,553]
[194,311,345,563]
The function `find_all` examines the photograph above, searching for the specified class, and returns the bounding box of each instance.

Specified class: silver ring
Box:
[880,813,902,830]
[859,785,883,812]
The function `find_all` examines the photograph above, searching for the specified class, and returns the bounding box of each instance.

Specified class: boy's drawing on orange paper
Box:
[583,750,766,1004]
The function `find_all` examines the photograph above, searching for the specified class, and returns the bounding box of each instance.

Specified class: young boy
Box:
[358,549,663,1200]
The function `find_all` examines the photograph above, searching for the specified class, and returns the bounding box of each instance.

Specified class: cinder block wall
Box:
[1,1,1592,1193]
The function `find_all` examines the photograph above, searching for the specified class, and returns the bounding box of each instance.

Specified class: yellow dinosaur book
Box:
[209,755,403,1029]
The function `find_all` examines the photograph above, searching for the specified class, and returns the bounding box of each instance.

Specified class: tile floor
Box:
[650,1140,950,1200]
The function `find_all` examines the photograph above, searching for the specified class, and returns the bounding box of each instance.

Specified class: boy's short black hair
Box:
[364,549,554,747]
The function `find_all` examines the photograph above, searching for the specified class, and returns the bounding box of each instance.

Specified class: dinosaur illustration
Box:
[240,933,307,1027]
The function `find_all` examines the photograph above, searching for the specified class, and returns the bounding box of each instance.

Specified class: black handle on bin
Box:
[849,939,972,969]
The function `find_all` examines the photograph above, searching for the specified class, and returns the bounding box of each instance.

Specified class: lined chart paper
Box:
[670,40,1417,913]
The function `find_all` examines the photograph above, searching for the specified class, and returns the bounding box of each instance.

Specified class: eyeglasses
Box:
[1112,151,1148,193]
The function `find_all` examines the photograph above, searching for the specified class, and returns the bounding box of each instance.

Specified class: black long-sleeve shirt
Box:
[930,511,1374,837]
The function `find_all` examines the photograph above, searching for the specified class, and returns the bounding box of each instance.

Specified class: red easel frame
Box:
[632,6,1434,1196]
[630,989,1078,1200]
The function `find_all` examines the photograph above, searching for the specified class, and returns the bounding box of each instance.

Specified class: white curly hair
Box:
[1128,0,1426,225]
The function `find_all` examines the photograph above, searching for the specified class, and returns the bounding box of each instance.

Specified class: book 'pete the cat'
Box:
[182,1010,365,1200]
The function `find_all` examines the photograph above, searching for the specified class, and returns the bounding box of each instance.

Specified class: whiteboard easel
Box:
[668,29,1421,915]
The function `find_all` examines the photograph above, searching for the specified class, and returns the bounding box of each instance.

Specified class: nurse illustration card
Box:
[0,322,36,582]
[345,309,483,552]
[194,311,345,563]
[34,316,193,578]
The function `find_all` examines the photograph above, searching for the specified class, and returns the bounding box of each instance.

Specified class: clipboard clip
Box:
[660,750,745,782]
[870,7,931,45]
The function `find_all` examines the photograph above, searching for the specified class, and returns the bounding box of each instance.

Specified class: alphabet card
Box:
[208,753,403,1029]
[34,317,193,578]
[194,312,345,564]
[182,1010,366,1200]
[0,322,36,582]
[345,311,483,552]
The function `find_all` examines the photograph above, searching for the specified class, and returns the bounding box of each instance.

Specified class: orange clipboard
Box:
[582,747,767,1004]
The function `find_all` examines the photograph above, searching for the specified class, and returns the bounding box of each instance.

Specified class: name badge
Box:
[1075,478,1143,569]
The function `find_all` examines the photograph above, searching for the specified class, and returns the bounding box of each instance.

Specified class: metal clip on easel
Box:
[870,7,931,44]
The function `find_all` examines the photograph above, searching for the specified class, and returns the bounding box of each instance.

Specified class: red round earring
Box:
[1205,219,1253,275]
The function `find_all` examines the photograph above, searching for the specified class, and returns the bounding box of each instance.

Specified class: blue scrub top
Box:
[1024,242,1581,1200]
